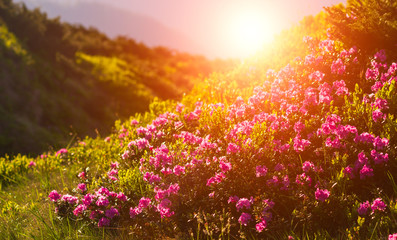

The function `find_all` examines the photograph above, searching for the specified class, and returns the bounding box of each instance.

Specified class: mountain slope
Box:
[20,0,207,55]
[0,0,232,155]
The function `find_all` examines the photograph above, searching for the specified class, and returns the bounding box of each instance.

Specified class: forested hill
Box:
[0,0,234,156]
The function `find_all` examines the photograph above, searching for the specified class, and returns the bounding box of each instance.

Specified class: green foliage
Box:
[0,0,230,156]
[326,0,397,60]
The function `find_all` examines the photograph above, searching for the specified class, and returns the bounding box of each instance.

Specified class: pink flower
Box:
[219,160,232,172]
[105,207,119,219]
[315,188,330,202]
[309,71,325,82]
[176,103,185,113]
[56,148,68,157]
[371,198,386,212]
[374,49,387,62]
[227,143,240,154]
[73,204,87,216]
[236,198,251,211]
[372,98,388,110]
[173,165,185,176]
[110,162,119,169]
[48,190,61,202]
[389,233,397,240]
[130,119,139,125]
[61,194,79,205]
[28,161,36,168]
[117,192,127,202]
[78,171,86,179]
[256,165,268,177]
[167,183,180,195]
[82,194,93,205]
[293,136,311,152]
[372,109,386,122]
[98,217,110,227]
[333,80,349,96]
[331,58,346,75]
[77,183,87,192]
[293,121,305,133]
[371,150,389,164]
[343,166,354,179]
[129,207,142,218]
[228,196,239,204]
[373,137,389,150]
[359,164,374,179]
[96,196,109,207]
[96,187,109,196]
[238,212,252,226]
[255,219,267,232]
[357,201,370,216]
[302,161,314,172]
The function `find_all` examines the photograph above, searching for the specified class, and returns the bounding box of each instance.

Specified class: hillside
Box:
[1,0,397,239]
[0,0,234,156]
[20,0,208,56]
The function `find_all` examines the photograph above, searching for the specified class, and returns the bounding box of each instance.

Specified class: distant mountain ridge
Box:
[20,0,208,56]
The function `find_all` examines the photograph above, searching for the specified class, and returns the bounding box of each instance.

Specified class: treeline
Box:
[0,0,235,155]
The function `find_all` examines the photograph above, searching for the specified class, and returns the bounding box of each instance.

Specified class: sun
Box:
[226,8,276,58]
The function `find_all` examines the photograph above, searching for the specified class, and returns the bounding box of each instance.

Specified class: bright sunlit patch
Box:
[226,7,277,58]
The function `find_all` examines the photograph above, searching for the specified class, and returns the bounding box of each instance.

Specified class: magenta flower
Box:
[357,201,371,216]
[61,194,79,205]
[228,196,239,204]
[219,160,232,172]
[236,198,251,211]
[98,217,110,227]
[372,109,386,122]
[359,164,374,179]
[173,165,186,176]
[96,196,109,207]
[227,143,240,154]
[77,183,87,192]
[238,212,252,226]
[73,204,87,216]
[28,161,36,168]
[389,233,397,240]
[48,190,61,202]
[315,188,330,202]
[256,165,268,177]
[56,148,68,157]
[82,194,93,206]
[105,207,119,219]
[293,121,305,133]
[371,198,386,212]
[343,166,354,179]
[157,199,174,218]
[138,197,152,209]
[255,219,267,232]
[116,192,127,202]
[78,171,86,179]
[373,136,389,150]
[167,183,180,195]
[302,161,314,172]
[129,207,142,218]
[96,187,110,196]
[331,58,346,75]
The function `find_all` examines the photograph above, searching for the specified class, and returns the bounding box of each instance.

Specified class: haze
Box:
[19,0,346,59]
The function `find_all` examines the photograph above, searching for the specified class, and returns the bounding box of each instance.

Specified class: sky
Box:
[20,0,347,59]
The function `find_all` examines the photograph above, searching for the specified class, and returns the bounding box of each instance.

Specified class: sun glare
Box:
[226,7,277,58]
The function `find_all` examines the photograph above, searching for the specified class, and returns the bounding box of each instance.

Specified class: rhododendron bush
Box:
[48,37,397,238]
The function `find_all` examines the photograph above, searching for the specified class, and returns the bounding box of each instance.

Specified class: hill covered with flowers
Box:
[1,0,397,239]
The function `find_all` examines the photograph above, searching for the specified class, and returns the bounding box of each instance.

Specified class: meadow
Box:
[1,0,397,239]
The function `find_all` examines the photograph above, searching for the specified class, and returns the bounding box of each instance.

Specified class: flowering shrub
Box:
[48,37,397,238]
